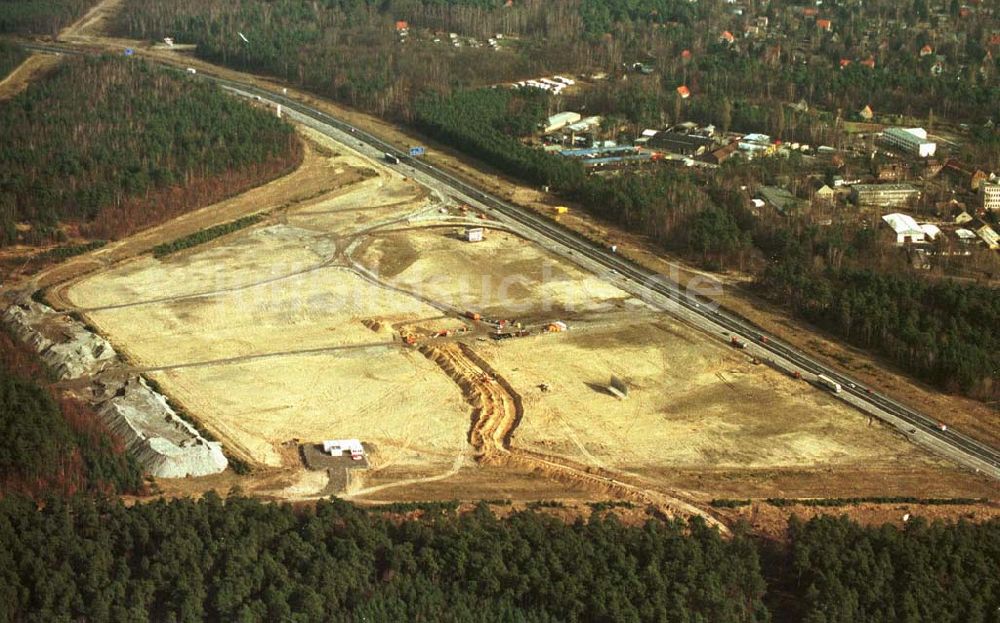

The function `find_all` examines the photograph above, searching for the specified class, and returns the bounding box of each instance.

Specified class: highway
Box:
[21,42,1000,480]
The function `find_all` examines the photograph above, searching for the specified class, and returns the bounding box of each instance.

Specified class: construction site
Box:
[8,116,993,522]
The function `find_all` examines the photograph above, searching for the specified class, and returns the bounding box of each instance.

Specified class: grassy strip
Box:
[711,497,988,509]
[151,213,264,258]
[766,496,989,508]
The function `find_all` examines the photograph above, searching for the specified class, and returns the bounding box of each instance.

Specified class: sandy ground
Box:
[61,124,994,508]
[150,349,468,469]
[482,320,892,471]
[65,129,476,475]
[22,18,990,512]
[357,229,644,318]
[33,13,997,448]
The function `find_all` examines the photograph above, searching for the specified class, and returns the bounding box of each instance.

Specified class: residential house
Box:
[707,141,739,165]
[815,184,836,202]
[875,162,909,181]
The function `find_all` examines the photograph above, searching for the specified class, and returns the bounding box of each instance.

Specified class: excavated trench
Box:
[418,339,730,533]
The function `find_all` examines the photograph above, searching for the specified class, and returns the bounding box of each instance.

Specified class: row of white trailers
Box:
[511,75,576,94]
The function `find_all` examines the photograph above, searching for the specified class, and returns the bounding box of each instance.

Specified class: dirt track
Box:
[0,54,61,101]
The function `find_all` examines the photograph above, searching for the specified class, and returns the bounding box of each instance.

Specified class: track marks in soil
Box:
[420,342,730,533]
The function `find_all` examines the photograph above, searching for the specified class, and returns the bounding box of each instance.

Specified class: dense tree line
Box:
[2,493,997,621]
[0,333,143,498]
[0,495,769,622]
[414,87,584,189]
[0,55,300,246]
[0,39,27,81]
[114,0,998,126]
[0,0,92,36]
[152,214,264,258]
[114,0,565,118]
[760,239,1000,397]
[787,515,1000,623]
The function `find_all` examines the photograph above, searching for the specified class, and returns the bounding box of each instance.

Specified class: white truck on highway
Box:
[816,374,842,393]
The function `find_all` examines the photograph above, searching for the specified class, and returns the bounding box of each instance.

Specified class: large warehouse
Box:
[879,127,937,158]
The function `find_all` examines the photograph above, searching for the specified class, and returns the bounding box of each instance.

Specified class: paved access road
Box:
[22,42,1000,480]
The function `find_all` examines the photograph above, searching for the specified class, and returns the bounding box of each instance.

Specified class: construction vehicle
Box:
[546,321,568,332]
[464,311,481,321]
[816,374,842,393]
[553,206,569,215]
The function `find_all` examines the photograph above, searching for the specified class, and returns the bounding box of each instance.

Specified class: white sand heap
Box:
[96,376,229,478]
[2,300,117,379]
[2,298,229,478]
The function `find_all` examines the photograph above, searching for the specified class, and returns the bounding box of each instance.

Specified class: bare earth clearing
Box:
[31,14,997,450]
[3,12,985,519]
[60,125,995,516]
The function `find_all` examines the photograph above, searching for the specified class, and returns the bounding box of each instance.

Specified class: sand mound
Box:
[2,300,117,378]
[2,297,229,478]
[96,376,229,478]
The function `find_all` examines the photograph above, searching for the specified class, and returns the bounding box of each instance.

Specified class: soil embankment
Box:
[2,297,228,478]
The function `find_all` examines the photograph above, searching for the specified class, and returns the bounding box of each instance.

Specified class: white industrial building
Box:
[566,116,602,133]
[323,439,364,459]
[544,111,582,133]
[918,223,941,240]
[881,213,925,245]
[879,127,937,158]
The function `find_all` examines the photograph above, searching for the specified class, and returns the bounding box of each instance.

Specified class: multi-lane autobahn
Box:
[22,41,1000,479]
